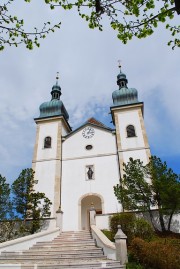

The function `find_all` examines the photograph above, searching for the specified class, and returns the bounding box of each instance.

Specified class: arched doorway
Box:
[78,193,104,230]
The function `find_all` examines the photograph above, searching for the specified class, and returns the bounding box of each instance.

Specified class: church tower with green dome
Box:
[32,74,71,218]
[111,67,151,178]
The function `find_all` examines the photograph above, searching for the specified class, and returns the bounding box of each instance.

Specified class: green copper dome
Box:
[112,70,138,106]
[38,80,69,120]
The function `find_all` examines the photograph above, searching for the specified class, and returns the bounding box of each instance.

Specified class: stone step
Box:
[0,260,123,269]
[0,256,107,263]
[55,237,92,239]
[29,245,100,251]
[36,238,94,243]
[34,242,96,247]
[0,251,105,257]
[0,230,124,269]
[23,248,103,254]
[53,237,92,241]
[61,230,91,234]
[52,237,94,242]
[1,250,103,257]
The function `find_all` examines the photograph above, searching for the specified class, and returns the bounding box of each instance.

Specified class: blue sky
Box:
[0,1,179,184]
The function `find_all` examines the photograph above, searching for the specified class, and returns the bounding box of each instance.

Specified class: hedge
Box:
[110,213,153,244]
[130,237,180,269]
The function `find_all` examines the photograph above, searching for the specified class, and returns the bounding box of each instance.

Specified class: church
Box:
[32,69,151,231]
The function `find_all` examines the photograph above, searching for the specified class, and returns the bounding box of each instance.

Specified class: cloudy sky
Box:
[0,1,179,184]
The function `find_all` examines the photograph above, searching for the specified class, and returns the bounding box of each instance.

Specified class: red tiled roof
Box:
[87,117,106,127]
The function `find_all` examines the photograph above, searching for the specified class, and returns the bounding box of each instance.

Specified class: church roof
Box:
[37,76,69,121]
[112,70,139,107]
[64,117,114,138]
[86,117,107,128]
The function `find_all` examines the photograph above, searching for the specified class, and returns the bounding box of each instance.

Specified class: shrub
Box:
[133,218,154,241]
[110,213,136,243]
[101,229,114,241]
[110,213,154,243]
[130,237,180,269]
[126,262,144,269]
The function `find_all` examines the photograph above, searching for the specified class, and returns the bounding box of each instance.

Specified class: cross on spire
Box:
[118,60,122,72]
[56,72,59,85]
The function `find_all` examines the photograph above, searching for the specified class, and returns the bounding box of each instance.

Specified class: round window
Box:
[86,145,93,150]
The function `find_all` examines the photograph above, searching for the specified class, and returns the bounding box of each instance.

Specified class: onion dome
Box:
[39,74,69,120]
[112,70,138,106]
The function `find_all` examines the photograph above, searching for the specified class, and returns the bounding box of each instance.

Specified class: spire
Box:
[56,72,59,85]
[117,61,128,89]
[118,60,122,72]
[112,65,139,106]
[51,72,61,100]
[38,74,69,120]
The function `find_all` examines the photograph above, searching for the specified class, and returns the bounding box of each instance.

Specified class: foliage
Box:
[0,0,179,51]
[109,213,153,244]
[126,261,145,269]
[114,156,180,232]
[133,218,154,241]
[130,237,180,269]
[110,212,136,243]
[0,174,11,220]
[146,156,180,231]
[101,229,114,241]
[12,168,36,219]
[0,0,61,51]
[0,220,18,242]
[12,168,52,234]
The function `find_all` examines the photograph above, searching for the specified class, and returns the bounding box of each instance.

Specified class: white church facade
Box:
[32,70,151,231]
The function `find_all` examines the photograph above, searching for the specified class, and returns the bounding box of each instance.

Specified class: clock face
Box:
[82,127,95,139]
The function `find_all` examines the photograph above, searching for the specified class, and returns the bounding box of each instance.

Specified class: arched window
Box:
[126,125,136,137]
[44,136,51,148]
[120,81,126,87]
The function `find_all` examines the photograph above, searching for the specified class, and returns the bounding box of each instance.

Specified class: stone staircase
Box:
[0,230,124,268]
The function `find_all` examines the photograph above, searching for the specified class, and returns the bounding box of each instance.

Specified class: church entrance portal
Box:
[79,194,103,230]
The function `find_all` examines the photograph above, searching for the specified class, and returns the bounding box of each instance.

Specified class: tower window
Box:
[120,81,126,87]
[44,136,52,148]
[126,125,136,137]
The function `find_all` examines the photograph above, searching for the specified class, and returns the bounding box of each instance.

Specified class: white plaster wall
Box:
[36,122,59,160]
[123,149,149,165]
[34,160,57,216]
[62,122,69,136]
[61,153,120,231]
[96,215,110,230]
[0,228,60,253]
[117,110,145,150]
[63,126,117,159]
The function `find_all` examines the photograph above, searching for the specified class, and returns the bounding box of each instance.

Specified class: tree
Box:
[146,156,180,231]
[0,0,61,51]
[114,156,180,232]
[12,168,52,234]
[0,0,179,51]
[0,174,11,220]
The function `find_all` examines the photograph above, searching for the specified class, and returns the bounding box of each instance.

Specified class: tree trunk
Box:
[157,196,166,232]
[168,210,175,231]
[148,209,156,230]
[158,210,166,232]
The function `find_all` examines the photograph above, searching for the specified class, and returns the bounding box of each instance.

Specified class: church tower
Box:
[111,68,151,178]
[32,75,71,217]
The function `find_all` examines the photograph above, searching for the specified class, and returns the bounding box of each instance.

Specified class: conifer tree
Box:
[0,174,11,220]
[12,168,52,233]
[114,156,180,232]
